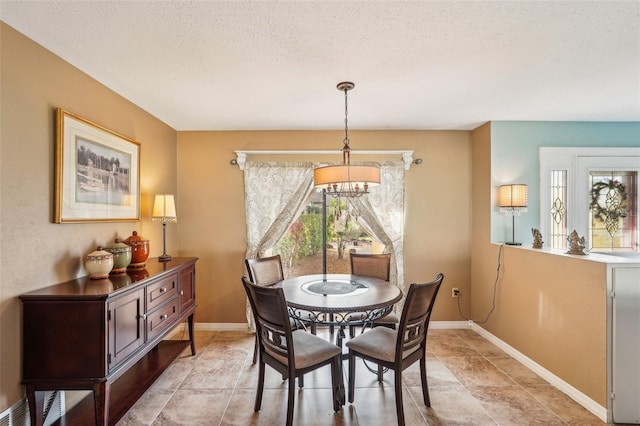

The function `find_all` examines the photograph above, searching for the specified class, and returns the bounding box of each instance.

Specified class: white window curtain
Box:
[243,162,315,329]
[349,161,406,309]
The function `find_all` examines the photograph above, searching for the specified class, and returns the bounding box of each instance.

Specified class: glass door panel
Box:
[274,190,382,276]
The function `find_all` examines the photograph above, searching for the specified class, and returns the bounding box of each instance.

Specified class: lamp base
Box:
[505,242,522,246]
[158,254,172,262]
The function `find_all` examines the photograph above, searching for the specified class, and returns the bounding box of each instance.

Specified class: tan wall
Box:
[0,23,177,411]
[470,124,607,405]
[177,130,472,324]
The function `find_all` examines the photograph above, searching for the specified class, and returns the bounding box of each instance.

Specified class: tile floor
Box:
[116,328,605,425]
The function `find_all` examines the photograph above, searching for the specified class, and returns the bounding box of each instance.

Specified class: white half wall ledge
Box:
[231,150,417,171]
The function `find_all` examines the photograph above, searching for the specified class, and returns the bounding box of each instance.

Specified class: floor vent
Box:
[0,391,64,426]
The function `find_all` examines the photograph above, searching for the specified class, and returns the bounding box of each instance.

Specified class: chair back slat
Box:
[350,253,391,281]
[242,277,293,361]
[245,255,285,286]
[396,274,444,359]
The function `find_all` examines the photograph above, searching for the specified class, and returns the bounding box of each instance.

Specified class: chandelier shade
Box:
[313,81,380,198]
[314,164,380,197]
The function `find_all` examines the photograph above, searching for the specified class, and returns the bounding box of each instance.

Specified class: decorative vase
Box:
[85,247,114,279]
[124,231,149,268]
[104,238,132,274]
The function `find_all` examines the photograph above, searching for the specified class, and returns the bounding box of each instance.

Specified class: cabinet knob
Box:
[160,314,168,321]
[137,313,147,320]
[180,290,184,295]
[160,287,167,293]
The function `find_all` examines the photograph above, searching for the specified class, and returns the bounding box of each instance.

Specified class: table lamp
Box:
[499,184,528,245]
[152,194,177,261]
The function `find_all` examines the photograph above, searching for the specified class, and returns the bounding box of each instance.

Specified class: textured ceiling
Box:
[1,1,639,131]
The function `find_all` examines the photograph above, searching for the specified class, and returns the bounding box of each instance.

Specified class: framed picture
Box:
[55,109,140,223]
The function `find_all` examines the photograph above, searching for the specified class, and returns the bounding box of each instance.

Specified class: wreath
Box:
[589,179,628,224]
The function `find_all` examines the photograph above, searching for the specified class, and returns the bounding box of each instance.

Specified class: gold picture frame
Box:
[55,109,140,223]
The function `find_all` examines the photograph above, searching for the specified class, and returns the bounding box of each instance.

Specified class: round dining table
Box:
[274,273,402,327]
[273,273,403,405]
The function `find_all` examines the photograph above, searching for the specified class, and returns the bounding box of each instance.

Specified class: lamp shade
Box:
[314,164,381,188]
[152,194,177,223]
[498,184,528,208]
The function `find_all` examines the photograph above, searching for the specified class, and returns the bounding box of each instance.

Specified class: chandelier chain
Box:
[343,86,349,147]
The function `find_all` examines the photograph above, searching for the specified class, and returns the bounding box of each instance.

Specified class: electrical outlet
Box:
[452,287,459,298]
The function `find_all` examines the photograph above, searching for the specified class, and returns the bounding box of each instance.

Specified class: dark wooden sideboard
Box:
[19,257,198,426]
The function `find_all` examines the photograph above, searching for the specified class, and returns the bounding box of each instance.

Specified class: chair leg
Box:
[394,369,405,426]
[348,351,356,403]
[419,355,431,406]
[331,356,340,412]
[377,364,384,382]
[298,374,304,388]
[255,360,265,412]
[252,335,258,364]
[286,367,295,426]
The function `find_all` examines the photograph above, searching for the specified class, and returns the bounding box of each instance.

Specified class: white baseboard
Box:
[194,322,248,332]
[194,321,470,332]
[429,320,471,329]
[470,323,608,423]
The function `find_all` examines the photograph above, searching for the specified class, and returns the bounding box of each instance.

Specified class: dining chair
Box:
[245,255,286,364]
[242,277,342,426]
[349,253,398,334]
[346,273,444,426]
[245,255,285,286]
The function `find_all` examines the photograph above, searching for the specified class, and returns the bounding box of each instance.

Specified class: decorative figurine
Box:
[566,230,587,255]
[531,228,543,249]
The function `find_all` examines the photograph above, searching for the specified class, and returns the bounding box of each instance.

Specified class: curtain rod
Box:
[231,150,419,170]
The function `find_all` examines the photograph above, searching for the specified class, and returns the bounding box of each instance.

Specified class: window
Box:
[588,171,637,253]
[540,148,640,254]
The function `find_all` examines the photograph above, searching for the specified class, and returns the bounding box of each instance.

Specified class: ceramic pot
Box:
[124,231,149,268]
[85,247,114,280]
[104,238,132,274]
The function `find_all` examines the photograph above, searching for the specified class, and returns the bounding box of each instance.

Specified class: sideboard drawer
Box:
[147,297,179,341]
[146,273,177,312]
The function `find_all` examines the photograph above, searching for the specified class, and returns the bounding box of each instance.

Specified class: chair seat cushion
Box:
[346,326,421,363]
[346,326,397,362]
[266,330,342,369]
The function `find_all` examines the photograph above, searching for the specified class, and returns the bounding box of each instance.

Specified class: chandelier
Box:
[313,82,380,197]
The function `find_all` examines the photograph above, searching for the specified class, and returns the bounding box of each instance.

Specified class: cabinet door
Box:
[179,265,196,314]
[107,289,144,371]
